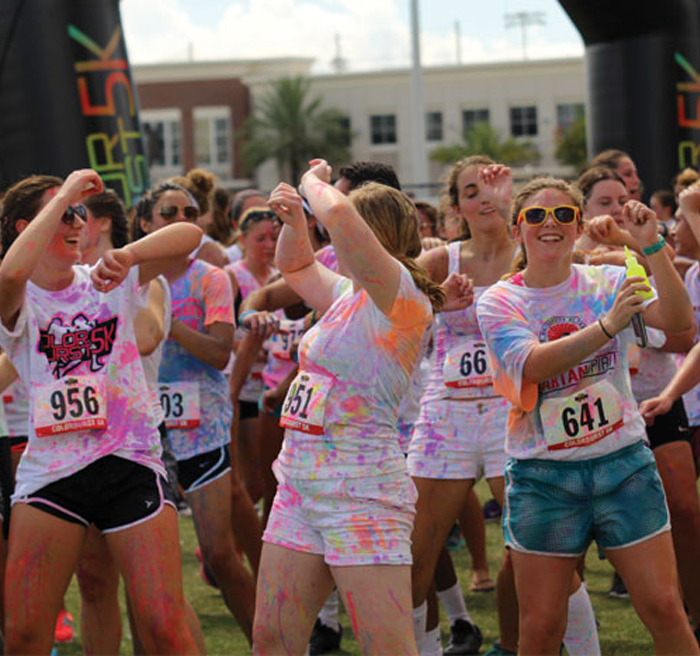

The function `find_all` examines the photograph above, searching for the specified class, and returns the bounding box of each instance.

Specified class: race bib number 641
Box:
[539,380,624,451]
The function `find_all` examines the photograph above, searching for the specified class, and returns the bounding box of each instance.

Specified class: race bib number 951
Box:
[280,371,332,435]
[34,376,107,437]
[539,380,624,451]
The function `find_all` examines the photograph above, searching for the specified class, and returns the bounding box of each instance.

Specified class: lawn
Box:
[57,480,655,655]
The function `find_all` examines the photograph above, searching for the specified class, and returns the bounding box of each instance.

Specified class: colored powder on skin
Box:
[345,590,360,638]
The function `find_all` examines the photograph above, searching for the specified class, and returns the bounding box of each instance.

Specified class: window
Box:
[193,107,231,169]
[370,114,397,145]
[141,110,181,169]
[510,106,538,137]
[462,109,489,136]
[426,111,443,141]
[556,103,585,130]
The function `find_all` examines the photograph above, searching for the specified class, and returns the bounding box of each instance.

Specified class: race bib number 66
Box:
[539,380,624,451]
[34,375,107,438]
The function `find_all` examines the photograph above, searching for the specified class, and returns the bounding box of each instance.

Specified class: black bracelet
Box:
[598,318,614,340]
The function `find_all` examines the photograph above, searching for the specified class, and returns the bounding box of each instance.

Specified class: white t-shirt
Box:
[0,265,165,499]
[478,264,651,461]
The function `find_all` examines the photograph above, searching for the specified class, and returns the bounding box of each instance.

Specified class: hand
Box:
[91,248,134,293]
[585,215,631,248]
[441,272,474,312]
[240,310,280,338]
[59,169,104,204]
[261,386,286,414]
[307,159,332,184]
[622,200,659,249]
[479,164,512,218]
[421,236,445,251]
[603,276,650,335]
[679,185,700,217]
[269,183,306,228]
[639,393,674,425]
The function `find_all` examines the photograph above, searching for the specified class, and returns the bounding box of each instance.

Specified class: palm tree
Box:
[431,122,539,166]
[240,76,351,183]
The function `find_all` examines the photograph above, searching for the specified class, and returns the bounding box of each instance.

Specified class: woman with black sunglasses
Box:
[0,169,203,654]
[138,180,257,643]
[477,176,698,655]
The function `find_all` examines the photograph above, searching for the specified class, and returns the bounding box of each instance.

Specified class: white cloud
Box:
[120,0,582,72]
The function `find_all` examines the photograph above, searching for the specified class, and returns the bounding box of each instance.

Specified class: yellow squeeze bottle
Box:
[623,246,652,346]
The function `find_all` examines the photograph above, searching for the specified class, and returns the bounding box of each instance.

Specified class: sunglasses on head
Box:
[516,205,581,226]
[159,205,199,221]
[62,204,87,226]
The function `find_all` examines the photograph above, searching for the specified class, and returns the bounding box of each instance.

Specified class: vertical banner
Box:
[0,0,148,205]
[559,0,700,196]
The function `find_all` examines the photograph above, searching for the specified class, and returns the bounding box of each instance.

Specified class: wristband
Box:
[238,310,256,326]
[641,236,666,256]
[598,318,614,340]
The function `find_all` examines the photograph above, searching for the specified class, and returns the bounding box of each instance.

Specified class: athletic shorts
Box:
[503,441,670,557]
[177,444,231,494]
[239,400,259,421]
[646,398,690,450]
[408,396,509,480]
[264,462,417,566]
[16,455,176,533]
[9,436,28,454]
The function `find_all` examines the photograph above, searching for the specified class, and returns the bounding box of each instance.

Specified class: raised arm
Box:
[269,180,343,314]
[0,169,103,329]
[298,159,402,315]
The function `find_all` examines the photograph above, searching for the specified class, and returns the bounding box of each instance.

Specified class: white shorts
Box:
[407,396,509,480]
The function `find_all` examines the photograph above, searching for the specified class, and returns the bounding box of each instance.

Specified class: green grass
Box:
[57,480,655,654]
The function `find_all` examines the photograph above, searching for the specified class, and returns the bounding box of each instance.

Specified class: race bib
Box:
[539,380,624,451]
[280,371,332,435]
[34,375,107,438]
[268,319,306,361]
[443,340,492,389]
[153,382,200,429]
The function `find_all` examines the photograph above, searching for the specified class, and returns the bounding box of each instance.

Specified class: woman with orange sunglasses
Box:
[478,176,698,655]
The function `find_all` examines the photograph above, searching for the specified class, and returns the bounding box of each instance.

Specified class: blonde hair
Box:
[504,177,583,279]
[349,183,445,311]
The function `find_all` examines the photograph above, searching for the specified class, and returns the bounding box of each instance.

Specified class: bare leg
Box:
[237,414,264,503]
[258,411,285,525]
[459,488,491,589]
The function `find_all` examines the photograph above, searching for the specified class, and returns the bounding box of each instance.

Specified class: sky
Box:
[120,0,584,73]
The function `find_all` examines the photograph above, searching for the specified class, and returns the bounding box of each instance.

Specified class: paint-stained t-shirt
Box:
[477,264,650,461]
[0,265,164,499]
[275,264,432,479]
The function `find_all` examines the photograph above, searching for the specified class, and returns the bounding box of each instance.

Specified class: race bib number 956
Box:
[34,376,107,437]
[539,380,624,451]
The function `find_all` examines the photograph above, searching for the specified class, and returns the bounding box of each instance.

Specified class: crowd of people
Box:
[0,148,700,656]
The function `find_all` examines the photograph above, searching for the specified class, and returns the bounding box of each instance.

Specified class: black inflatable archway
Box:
[559,0,700,195]
[0,0,148,205]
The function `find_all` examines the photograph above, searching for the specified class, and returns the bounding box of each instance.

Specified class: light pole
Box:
[505,11,546,60]
[409,0,429,192]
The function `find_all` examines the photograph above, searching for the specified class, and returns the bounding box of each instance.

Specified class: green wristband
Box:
[641,236,666,256]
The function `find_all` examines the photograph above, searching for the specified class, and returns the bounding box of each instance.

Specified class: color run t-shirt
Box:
[477,264,650,461]
[275,264,432,478]
[159,259,234,460]
[0,265,164,499]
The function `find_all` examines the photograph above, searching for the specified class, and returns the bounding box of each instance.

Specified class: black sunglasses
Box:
[62,204,87,226]
[159,205,199,221]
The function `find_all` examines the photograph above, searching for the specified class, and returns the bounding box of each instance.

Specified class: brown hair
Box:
[170,168,215,216]
[1,174,63,256]
[207,187,233,244]
[84,189,129,248]
[349,182,445,311]
[675,167,700,191]
[576,166,626,205]
[589,149,629,171]
[444,155,496,207]
[505,177,583,278]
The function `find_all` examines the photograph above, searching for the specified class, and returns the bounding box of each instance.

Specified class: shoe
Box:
[54,608,74,643]
[483,498,502,523]
[309,619,342,655]
[484,641,517,656]
[446,523,465,551]
[470,576,495,593]
[176,496,192,516]
[444,619,483,655]
[607,572,629,599]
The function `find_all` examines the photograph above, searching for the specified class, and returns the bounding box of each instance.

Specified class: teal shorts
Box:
[503,441,670,557]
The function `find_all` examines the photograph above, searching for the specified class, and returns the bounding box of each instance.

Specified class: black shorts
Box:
[9,436,27,454]
[17,455,175,533]
[646,398,690,450]
[177,445,231,494]
[239,400,259,421]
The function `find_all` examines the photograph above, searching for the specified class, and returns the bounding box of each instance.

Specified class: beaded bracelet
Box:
[641,236,666,256]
